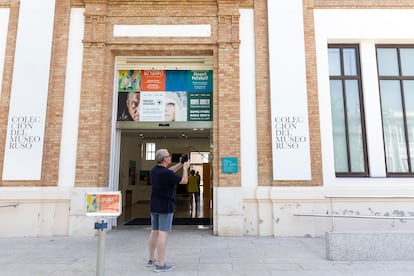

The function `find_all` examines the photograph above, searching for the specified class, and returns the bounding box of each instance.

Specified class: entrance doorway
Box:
[116,128,212,226]
[111,56,214,227]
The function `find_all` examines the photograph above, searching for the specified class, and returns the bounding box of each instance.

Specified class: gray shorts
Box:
[150,212,174,232]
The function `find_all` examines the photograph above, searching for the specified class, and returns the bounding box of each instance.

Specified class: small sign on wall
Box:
[222,157,238,174]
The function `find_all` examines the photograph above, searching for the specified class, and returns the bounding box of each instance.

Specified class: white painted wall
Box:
[314,9,414,193]
[239,9,258,188]
[58,8,85,188]
[0,187,71,236]
[113,25,211,37]
[242,9,414,237]
[0,7,107,237]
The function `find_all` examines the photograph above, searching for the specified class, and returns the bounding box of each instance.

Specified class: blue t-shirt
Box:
[150,165,182,213]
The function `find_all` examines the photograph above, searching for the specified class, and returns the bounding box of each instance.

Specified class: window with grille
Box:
[377,46,414,175]
[145,142,156,160]
[328,45,368,176]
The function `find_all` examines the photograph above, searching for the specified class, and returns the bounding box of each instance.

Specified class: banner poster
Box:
[117,69,212,122]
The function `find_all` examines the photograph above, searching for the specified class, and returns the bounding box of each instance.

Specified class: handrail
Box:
[0,203,19,208]
[294,195,414,231]
[293,213,414,220]
[325,195,414,199]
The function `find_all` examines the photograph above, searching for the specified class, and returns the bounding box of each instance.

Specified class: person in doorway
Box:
[147,149,190,272]
[187,170,200,215]
[195,171,201,194]
[118,92,140,121]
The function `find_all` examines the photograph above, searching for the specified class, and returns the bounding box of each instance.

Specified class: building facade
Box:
[0,0,414,237]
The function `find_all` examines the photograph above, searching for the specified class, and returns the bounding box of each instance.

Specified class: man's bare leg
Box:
[156,230,168,266]
[148,230,159,261]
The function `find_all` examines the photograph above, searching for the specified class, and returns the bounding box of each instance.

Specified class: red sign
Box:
[141,70,166,91]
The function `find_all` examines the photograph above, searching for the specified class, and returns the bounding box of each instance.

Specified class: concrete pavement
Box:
[0,225,414,276]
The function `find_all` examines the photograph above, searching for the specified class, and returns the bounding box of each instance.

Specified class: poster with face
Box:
[117,92,140,121]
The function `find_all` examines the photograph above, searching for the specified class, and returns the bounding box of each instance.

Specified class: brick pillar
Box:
[214,0,244,235]
[216,1,241,188]
[75,1,109,187]
[42,0,71,185]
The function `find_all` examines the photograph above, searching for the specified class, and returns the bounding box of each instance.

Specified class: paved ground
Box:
[0,225,414,276]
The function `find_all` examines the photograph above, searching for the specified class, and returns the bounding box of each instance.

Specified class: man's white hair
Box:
[155,149,169,163]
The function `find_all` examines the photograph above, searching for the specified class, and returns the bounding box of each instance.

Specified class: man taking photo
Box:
[146,149,190,272]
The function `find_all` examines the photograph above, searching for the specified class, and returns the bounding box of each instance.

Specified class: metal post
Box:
[95,218,107,276]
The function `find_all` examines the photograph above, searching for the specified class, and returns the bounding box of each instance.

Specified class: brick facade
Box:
[1,0,414,189]
[1,0,414,237]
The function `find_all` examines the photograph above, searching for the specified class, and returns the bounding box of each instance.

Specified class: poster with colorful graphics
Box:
[117,69,212,122]
[141,70,166,91]
[118,70,141,92]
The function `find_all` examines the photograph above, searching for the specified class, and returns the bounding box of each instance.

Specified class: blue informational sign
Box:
[222,157,238,174]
